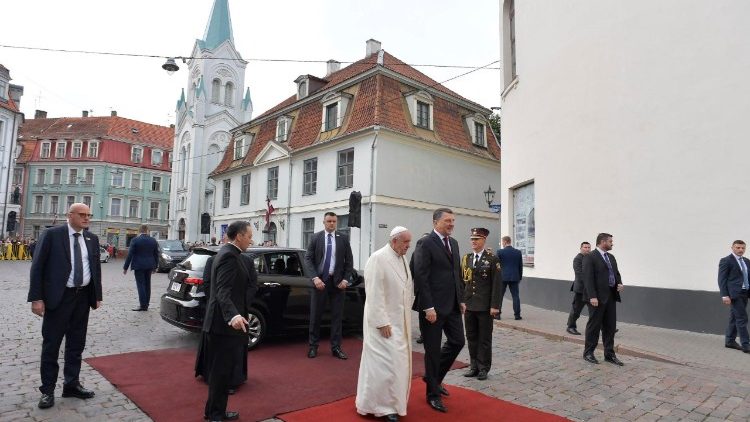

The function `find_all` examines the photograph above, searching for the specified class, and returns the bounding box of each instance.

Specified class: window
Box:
[512,182,535,266]
[276,117,290,142]
[110,198,122,216]
[264,222,277,245]
[40,142,51,158]
[50,196,59,215]
[303,158,317,195]
[179,146,188,187]
[267,167,279,200]
[225,82,234,106]
[337,214,350,238]
[130,173,141,189]
[337,149,354,189]
[240,173,251,205]
[84,168,94,184]
[0,80,6,100]
[302,217,315,248]
[212,78,221,103]
[222,179,231,208]
[298,81,307,99]
[474,122,486,147]
[66,195,76,211]
[151,176,161,192]
[55,142,66,158]
[149,201,159,219]
[68,168,78,184]
[34,196,43,213]
[129,200,140,217]
[416,101,430,128]
[87,141,99,158]
[152,149,163,166]
[324,103,338,131]
[71,141,82,158]
[112,171,123,187]
[82,195,92,208]
[51,168,62,185]
[233,137,245,160]
[168,152,172,169]
[407,91,434,130]
[131,146,143,163]
[12,168,22,185]
[502,0,517,86]
[35,168,46,185]
[33,225,40,239]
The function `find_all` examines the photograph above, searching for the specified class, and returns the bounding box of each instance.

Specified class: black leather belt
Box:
[67,284,90,292]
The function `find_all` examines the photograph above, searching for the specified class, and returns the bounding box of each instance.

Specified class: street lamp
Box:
[483,185,496,207]
[162,58,179,75]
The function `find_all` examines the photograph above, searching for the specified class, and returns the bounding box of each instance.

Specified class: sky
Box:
[1,0,501,127]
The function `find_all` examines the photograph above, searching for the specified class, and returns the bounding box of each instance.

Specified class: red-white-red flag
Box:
[265,197,275,226]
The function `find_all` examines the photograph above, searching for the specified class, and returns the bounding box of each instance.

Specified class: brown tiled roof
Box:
[15,140,35,164]
[19,116,173,149]
[0,96,19,113]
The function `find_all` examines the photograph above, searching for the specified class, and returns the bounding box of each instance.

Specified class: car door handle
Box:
[263,282,281,287]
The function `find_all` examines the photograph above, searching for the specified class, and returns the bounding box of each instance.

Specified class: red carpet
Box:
[86,337,466,422]
[279,379,571,422]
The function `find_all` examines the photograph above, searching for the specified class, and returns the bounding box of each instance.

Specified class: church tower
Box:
[169,0,253,241]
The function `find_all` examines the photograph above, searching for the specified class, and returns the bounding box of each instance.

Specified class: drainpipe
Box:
[366,125,380,266]
[286,153,293,247]
[1,112,18,237]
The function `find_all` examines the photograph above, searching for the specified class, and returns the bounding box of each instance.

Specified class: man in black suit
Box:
[566,241,591,335]
[203,221,257,422]
[303,211,354,360]
[27,203,103,409]
[412,208,465,413]
[496,236,524,320]
[122,225,160,311]
[582,233,624,366]
[718,240,750,353]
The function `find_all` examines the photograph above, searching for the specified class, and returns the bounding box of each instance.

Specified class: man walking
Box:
[27,203,103,409]
[123,225,160,311]
[718,240,750,353]
[566,241,591,335]
[356,227,413,422]
[461,228,501,381]
[496,236,523,320]
[582,233,625,366]
[412,208,465,413]
[304,212,354,359]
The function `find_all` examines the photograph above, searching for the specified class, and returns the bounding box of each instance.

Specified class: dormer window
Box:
[40,142,51,159]
[325,104,338,131]
[152,149,163,166]
[406,91,434,130]
[466,113,489,148]
[233,134,252,160]
[297,80,308,100]
[71,141,82,158]
[0,80,7,100]
[55,142,66,159]
[474,122,486,146]
[320,92,352,132]
[417,101,430,128]
[276,117,292,142]
[131,146,143,163]
[87,141,99,158]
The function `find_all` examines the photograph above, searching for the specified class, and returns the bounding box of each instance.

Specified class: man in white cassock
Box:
[356,227,413,422]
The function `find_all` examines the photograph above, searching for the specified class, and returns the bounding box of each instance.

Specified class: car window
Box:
[159,240,186,252]
[180,253,211,271]
[252,255,267,274]
[264,252,303,276]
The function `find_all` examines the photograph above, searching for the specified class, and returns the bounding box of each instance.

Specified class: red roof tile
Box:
[15,140,35,164]
[0,96,19,113]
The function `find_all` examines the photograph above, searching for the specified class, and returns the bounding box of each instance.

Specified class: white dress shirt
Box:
[66,224,91,288]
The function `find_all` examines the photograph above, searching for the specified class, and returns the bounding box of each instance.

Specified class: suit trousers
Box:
[40,285,91,394]
[584,288,617,357]
[419,308,465,399]
[309,276,345,348]
[464,310,493,372]
[204,333,246,420]
[133,269,152,309]
[499,281,521,317]
[726,290,749,346]
[567,292,586,329]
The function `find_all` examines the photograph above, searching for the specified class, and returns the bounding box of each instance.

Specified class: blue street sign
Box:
[489,204,501,213]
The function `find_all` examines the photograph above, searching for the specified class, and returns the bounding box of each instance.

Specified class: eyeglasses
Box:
[72,213,94,218]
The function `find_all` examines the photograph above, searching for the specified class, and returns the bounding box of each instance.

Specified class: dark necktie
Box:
[322,233,332,277]
[73,233,83,286]
[474,253,480,267]
[443,237,451,255]
[602,252,615,287]
[739,258,749,290]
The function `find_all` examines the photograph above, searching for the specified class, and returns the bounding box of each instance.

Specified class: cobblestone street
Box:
[2,259,750,421]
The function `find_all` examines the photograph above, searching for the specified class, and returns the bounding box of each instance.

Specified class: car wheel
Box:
[246,308,266,350]
[104,256,109,263]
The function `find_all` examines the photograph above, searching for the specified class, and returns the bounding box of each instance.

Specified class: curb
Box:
[495,321,686,366]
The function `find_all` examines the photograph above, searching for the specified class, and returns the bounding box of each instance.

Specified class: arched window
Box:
[225,82,234,106]
[264,222,277,245]
[180,145,189,188]
[212,79,221,103]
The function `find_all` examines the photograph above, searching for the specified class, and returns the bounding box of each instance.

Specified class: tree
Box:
[488,112,501,144]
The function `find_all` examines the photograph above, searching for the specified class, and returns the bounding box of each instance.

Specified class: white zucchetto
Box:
[390,226,409,238]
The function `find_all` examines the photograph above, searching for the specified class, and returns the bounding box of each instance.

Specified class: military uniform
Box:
[462,228,502,379]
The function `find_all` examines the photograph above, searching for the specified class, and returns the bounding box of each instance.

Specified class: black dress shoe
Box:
[131,307,147,311]
[604,356,624,366]
[416,335,423,344]
[583,354,599,364]
[566,327,581,335]
[427,397,447,413]
[477,371,488,380]
[438,384,449,396]
[463,368,479,377]
[743,345,750,354]
[514,316,522,320]
[307,346,318,358]
[726,341,742,350]
[62,383,95,399]
[38,393,54,409]
[204,411,239,421]
[385,414,399,422]
[332,347,348,360]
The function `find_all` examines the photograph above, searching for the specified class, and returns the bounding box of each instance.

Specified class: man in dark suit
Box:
[566,241,591,335]
[582,232,625,366]
[718,240,750,353]
[461,228,501,381]
[496,236,523,320]
[122,225,160,311]
[203,221,256,422]
[412,208,465,413]
[303,211,354,359]
[27,203,103,409]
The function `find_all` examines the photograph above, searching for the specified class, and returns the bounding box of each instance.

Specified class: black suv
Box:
[159,246,365,349]
[156,239,191,272]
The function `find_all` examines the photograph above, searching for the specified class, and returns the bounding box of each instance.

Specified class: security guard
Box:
[461,227,501,380]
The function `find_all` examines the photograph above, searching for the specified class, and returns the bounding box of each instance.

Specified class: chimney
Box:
[82,110,89,117]
[34,110,47,119]
[110,110,117,117]
[170,124,175,129]
[366,39,381,57]
[326,60,341,76]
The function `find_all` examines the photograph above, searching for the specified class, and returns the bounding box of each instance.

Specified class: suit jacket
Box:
[412,231,464,315]
[582,249,622,304]
[123,233,160,271]
[462,249,502,311]
[202,254,257,307]
[571,253,584,293]
[496,246,523,282]
[27,224,103,310]
[718,254,750,299]
[303,230,354,285]
[202,244,258,337]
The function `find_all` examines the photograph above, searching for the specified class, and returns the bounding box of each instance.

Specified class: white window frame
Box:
[71,141,82,158]
[111,171,124,187]
[151,149,163,166]
[66,195,76,211]
[49,195,59,215]
[40,142,51,159]
[35,168,46,185]
[320,92,351,132]
[110,197,122,217]
[267,167,279,200]
[82,195,92,208]
[128,199,140,218]
[466,113,489,148]
[34,196,43,213]
[276,117,291,142]
[406,91,434,130]
[222,179,231,208]
[149,201,160,220]
[303,157,317,196]
[87,141,99,158]
[68,168,78,184]
[55,142,66,159]
[130,173,142,190]
[151,175,162,192]
[51,168,62,185]
[336,149,354,189]
[84,168,94,184]
[240,173,251,205]
[131,146,143,164]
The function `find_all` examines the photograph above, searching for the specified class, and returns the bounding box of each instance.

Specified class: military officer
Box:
[461,228,502,380]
